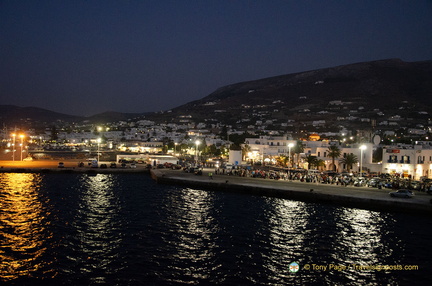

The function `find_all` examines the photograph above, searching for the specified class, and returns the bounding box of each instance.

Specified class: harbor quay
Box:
[0,159,150,173]
[151,168,432,216]
[2,159,432,215]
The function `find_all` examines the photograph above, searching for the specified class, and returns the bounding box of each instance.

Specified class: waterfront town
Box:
[2,98,432,186]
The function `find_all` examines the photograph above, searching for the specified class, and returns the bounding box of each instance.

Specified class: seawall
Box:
[151,169,432,216]
[0,167,150,174]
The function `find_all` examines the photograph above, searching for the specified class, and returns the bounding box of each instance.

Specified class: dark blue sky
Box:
[1,1,432,116]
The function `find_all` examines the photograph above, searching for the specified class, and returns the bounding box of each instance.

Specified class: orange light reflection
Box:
[0,173,54,281]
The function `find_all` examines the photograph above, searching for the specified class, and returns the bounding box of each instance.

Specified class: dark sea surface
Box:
[0,173,431,285]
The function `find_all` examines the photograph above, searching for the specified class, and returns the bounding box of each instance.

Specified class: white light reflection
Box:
[71,174,122,283]
[159,188,220,283]
[335,208,389,283]
[263,198,307,282]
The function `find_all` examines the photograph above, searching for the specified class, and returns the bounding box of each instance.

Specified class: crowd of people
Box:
[211,165,432,192]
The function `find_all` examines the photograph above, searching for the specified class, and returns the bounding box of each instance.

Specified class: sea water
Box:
[0,173,431,285]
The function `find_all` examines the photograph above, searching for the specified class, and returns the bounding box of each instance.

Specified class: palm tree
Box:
[304,154,317,170]
[242,144,251,160]
[276,155,289,167]
[316,159,326,171]
[327,145,341,171]
[292,140,304,168]
[340,153,358,172]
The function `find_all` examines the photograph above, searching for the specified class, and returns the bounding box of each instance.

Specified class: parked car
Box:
[90,160,99,168]
[23,157,33,161]
[100,164,108,168]
[130,163,137,169]
[408,181,421,190]
[58,162,65,168]
[367,177,382,188]
[353,177,367,187]
[110,162,117,168]
[389,189,414,198]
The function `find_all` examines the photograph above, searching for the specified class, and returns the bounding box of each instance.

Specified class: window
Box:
[389,155,397,163]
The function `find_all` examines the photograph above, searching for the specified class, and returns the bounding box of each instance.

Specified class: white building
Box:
[243,136,378,173]
[381,145,432,180]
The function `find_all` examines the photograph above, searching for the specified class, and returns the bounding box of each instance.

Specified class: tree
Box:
[327,145,341,171]
[276,155,289,167]
[340,153,358,172]
[203,144,218,157]
[50,125,58,142]
[292,140,304,168]
[304,154,317,170]
[373,147,383,163]
[229,143,242,150]
[315,159,326,171]
[242,144,251,160]
[221,126,228,141]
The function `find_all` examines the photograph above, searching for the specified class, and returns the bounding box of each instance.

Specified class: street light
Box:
[97,138,101,162]
[288,142,295,168]
[359,145,367,176]
[195,140,200,165]
[11,133,16,161]
[174,142,178,156]
[20,134,25,161]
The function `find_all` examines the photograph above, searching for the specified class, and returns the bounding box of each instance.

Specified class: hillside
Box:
[0,105,146,127]
[2,59,432,133]
[0,105,84,126]
[165,59,432,121]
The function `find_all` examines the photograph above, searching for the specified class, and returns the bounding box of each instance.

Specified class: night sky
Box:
[1,1,432,116]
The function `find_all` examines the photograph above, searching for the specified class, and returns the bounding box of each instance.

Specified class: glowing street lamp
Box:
[11,133,16,161]
[20,134,25,161]
[288,142,295,168]
[359,145,367,176]
[195,140,200,165]
[174,142,178,156]
[97,138,101,162]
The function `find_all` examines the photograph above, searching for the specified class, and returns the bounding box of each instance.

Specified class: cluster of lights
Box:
[10,133,26,161]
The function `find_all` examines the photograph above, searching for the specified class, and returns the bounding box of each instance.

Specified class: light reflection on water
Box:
[157,188,221,284]
[0,173,430,285]
[264,199,308,283]
[66,174,123,284]
[0,173,53,281]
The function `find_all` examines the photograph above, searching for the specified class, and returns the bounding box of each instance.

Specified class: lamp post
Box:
[288,142,294,168]
[174,142,177,156]
[20,134,24,161]
[359,145,366,176]
[195,140,200,165]
[11,133,16,161]
[97,138,101,162]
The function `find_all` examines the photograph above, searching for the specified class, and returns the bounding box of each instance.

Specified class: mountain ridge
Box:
[2,58,432,128]
[165,58,432,120]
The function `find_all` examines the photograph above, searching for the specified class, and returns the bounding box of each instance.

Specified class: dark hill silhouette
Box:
[2,59,431,128]
[169,59,432,118]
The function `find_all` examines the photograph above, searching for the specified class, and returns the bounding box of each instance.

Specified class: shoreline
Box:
[0,160,150,174]
[150,168,432,216]
[2,160,431,215]
[0,167,149,174]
